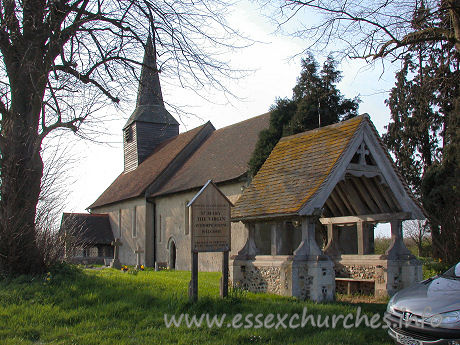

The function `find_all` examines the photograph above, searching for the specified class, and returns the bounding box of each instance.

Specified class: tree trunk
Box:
[0,107,45,275]
[0,49,47,275]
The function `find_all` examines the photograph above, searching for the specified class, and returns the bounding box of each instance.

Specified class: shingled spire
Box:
[135,34,164,108]
[123,34,179,173]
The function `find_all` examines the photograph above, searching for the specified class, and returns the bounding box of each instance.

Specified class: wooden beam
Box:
[346,163,381,178]
[319,212,411,225]
[361,177,391,213]
[339,180,369,214]
[373,176,401,212]
[335,183,358,214]
[350,177,380,214]
[325,196,342,217]
[329,189,349,216]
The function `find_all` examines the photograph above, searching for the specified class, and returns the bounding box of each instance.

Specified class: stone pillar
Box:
[324,223,340,257]
[231,223,258,290]
[385,220,422,296]
[293,216,322,259]
[289,216,335,302]
[235,223,257,259]
[385,221,412,260]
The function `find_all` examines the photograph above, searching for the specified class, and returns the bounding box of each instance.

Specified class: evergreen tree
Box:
[248,54,360,176]
[383,3,460,263]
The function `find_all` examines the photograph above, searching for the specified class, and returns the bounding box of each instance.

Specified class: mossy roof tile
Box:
[232,116,364,219]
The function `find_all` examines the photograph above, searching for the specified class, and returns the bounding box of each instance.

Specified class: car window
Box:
[441,262,460,278]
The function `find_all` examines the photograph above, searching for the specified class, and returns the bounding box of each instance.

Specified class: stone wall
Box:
[335,262,384,281]
[334,255,422,297]
[155,182,247,272]
[235,265,281,294]
[91,197,150,266]
[231,256,335,302]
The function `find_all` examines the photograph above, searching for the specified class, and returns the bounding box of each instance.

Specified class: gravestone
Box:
[134,245,144,270]
[110,238,122,269]
[187,180,232,301]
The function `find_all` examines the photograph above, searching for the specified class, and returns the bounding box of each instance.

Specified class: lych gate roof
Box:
[123,35,179,129]
[232,116,364,219]
[151,113,270,197]
[89,123,210,208]
[232,115,423,221]
[60,213,114,245]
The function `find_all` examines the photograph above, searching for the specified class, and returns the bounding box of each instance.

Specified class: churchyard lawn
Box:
[0,266,392,344]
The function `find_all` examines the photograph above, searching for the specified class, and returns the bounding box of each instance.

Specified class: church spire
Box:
[123,34,179,129]
[122,34,179,172]
[136,34,164,107]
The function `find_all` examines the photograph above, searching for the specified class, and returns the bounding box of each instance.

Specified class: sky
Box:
[53,1,403,236]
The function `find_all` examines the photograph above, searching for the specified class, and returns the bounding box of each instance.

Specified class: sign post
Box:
[187,180,233,302]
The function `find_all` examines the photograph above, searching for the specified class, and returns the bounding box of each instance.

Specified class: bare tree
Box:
[35,138,78,267]
[262,0,460,59]
[0,0,248,275]
[404,220,431,256]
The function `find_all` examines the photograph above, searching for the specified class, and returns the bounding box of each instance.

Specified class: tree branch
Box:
[53,64,120,103]
[40,116,85,141]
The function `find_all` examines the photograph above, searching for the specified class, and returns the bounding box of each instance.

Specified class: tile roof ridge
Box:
[213,112,270,132]
[279,115,365,142]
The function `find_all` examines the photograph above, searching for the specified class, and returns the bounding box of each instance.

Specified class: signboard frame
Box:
[187,180,233,301]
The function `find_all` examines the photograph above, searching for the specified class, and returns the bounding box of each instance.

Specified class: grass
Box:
[0,265,393,345]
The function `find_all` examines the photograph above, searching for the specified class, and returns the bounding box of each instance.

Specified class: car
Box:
[384,262,460,345]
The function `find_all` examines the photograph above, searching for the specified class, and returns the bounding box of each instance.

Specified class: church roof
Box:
[60,213,114,245]
[123,35,179,129]
[150,113,270,197]
[232,115,423,221]
[89,123,210,208]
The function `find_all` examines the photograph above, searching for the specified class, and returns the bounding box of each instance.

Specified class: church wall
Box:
[91,197,149,266]
[154,182,248,272]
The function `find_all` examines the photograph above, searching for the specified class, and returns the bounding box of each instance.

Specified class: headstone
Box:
[134,245,144,270]
[110,238,122,269]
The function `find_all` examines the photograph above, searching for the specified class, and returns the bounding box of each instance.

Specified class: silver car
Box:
[385,262,460,345]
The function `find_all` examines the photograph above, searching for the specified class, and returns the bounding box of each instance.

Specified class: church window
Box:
[118,209,122,238]
[185,200,190,235]
[158,215,162,243]
[125,125,133,143]
[132,206,137,238]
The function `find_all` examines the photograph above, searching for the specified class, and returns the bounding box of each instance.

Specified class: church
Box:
[62,36,425,301]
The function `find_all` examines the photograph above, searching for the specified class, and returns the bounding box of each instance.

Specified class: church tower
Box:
[123,35,179,173]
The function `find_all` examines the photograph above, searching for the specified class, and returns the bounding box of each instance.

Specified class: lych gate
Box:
[231,115,424,302]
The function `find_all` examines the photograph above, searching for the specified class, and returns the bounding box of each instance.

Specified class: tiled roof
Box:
[89,124,208,208]
[232,116,364,220]
[60,213,114,245]
[151,113,270,197]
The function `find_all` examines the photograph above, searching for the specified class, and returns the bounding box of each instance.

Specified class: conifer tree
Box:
[248,54,359,176]
[383,4,460,263]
